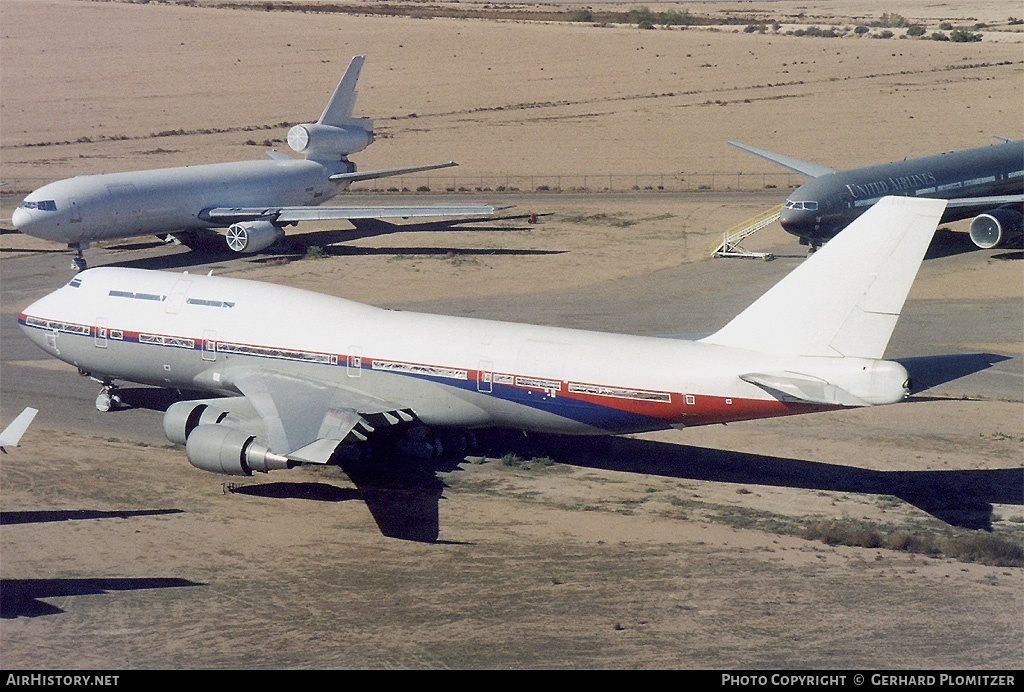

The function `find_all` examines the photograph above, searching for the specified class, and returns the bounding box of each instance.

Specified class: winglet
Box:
[699,196,947,359]
[318,55,366,127]
[0,407,38,453]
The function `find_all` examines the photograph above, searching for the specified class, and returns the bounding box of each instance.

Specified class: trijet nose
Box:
[11,206,31,232]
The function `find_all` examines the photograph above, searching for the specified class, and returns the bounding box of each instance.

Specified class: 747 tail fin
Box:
[700,196,947,359]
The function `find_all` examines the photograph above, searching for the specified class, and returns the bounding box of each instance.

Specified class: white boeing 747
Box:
[12,56,497,270]
[19,197,945,477]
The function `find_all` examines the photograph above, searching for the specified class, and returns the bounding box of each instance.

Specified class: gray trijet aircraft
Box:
[12,56,497,270]
[730,138,1024,251]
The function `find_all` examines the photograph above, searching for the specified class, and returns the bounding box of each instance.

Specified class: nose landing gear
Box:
[68,242,89,271]
[94,382,123,412]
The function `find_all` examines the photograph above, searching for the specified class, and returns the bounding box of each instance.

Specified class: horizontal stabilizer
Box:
[700,196,947,359]
[728,141,836,178]
[329,160,459,183]
[0,407,38,452]
[740,373,868,406]
[205,203,500,224]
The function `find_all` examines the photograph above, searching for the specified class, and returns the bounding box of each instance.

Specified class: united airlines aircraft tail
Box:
[700,196,947,359]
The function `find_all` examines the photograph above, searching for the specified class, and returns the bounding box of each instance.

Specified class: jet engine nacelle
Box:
[185,424,293,476]
[226,220,285,253]
[969,206,1024,249]
[162,397,262,446]
[287,122,374,160]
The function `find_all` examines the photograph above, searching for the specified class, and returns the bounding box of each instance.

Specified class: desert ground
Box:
[0,0,1022,670]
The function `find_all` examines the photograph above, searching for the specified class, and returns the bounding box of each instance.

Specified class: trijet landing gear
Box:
[94,383,123,412]
[69,242,88,271]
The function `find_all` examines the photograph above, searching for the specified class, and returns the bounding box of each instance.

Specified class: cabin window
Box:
[109,290,166,302]
[186,298,236,308]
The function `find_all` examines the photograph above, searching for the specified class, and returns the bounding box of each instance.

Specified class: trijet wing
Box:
[203,203,501,224]
[220,368,416,463]
[728,141,837,178]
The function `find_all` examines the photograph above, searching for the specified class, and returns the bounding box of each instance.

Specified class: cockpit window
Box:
[68,278,82,288]
[19,200,57,211]
[784,200,818,211]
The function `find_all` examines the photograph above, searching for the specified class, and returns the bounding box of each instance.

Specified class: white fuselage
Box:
[12,158,347,244]
[19,268,909,437]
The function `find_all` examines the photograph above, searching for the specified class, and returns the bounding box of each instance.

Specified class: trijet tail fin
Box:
[318,55,366,127]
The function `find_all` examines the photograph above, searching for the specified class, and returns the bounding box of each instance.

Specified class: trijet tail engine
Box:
[287,120,373,162]
[287,54,374,163]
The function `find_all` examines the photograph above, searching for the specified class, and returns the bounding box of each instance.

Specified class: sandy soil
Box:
[2,0,1022,190]
[0,0,1022,670]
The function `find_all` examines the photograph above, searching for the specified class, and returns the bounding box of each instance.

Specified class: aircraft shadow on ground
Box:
[91,386,203,412]
[992,250,1024,261]
[896,352,1011,393]
[228,420,1021,543]
[105,245,238,271]
[230,459,454,544]
[0,577,201,619]
[0,246,66,255]
[469,429,1023,532]
[102,217,547,271]
[0,508,182,526]
[924,228,984,259]
[924,228,1024,261]
[104,239,171,252]
[297,244,565,260]
[346,214,540,238]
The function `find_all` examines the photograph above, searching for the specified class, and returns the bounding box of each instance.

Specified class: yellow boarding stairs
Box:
[711,203,782,261]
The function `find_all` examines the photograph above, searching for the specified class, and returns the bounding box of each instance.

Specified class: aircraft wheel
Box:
[95,387,123,412]
[71,257,87,271]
